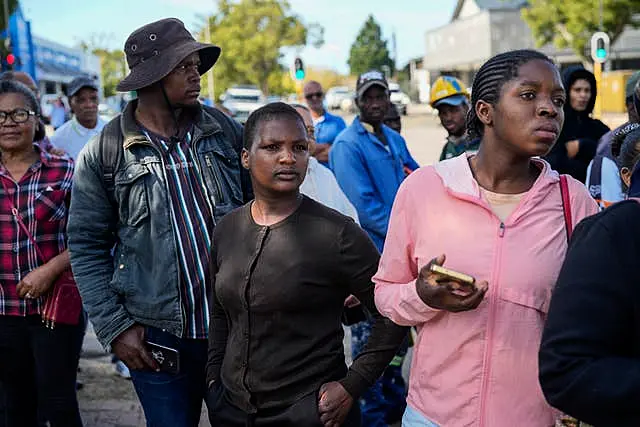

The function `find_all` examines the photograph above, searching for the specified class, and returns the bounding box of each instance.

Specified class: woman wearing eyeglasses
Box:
[0,81,83,427]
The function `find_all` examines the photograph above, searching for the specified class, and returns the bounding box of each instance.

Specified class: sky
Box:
[20,0,457,74]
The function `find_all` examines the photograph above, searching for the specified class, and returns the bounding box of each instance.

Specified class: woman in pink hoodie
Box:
[374,50,598,426]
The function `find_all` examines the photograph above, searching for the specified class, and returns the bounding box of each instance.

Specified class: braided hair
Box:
[466,49,556,139]
[612,123,640,191]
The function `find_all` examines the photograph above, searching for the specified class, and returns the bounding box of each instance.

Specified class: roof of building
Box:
[452,0,527,21]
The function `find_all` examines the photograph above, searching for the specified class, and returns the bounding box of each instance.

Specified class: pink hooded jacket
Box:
[374,154,598,426]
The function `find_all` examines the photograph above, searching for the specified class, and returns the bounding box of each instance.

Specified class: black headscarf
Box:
[544,66,610,183]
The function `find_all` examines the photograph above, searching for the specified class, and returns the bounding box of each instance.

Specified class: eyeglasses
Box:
[0,108,37,125]
[305,92,323,100]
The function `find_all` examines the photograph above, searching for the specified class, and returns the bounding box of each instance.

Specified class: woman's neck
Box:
[1,146,39,181]
[251,192,303,226]
[470,140,538,194]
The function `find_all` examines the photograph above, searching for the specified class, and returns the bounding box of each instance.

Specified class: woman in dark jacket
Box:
[205,103,407,427]
[544,66,610,182]
[539,124,640,426]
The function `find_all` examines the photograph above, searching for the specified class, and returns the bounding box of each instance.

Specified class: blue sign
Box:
[5,7,36,80]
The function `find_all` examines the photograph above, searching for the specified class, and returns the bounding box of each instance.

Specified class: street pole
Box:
[593,62,602,119]
[204,16,215,104]
[594,0,604,119]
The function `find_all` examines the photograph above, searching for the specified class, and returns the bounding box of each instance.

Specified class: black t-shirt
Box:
[540,200,640,426]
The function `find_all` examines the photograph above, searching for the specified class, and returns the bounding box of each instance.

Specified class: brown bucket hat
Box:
[116,18,221,92]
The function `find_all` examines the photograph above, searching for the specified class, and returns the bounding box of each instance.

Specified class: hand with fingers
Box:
[111,324,159,372]
[318,381,353,427]
[416,254,488,313]
[16,264,56,300]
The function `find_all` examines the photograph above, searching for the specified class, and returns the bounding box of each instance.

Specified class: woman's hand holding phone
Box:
[416,254,488,313]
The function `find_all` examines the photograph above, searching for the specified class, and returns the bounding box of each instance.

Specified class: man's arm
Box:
[337,219,408,399]
[67,138,134,348]
[313,143,331,163]
[329,140,390,243]
[205,240,228,387]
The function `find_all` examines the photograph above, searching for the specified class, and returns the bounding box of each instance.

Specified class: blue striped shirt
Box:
[143,128,213,339]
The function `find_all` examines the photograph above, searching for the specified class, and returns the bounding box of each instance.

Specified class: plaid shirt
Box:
[0,145,74,316]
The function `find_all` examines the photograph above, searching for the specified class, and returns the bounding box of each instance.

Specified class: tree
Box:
[522,0,640,68]
[78,35,127,98]
[348,15,394,76]
[0,0,18,33]
[199,0,323,101]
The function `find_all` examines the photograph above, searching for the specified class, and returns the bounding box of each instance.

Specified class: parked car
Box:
[388,82,410,115]
[325,86,350,110]
[340,92,356,114]
[221,85,266,123]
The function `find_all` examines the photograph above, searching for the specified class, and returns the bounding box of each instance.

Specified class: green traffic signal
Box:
[596,48,607,60]
[295,69,305,80]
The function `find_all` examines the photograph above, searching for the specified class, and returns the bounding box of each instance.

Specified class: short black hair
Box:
[466,49,555,139]
[243,102,306,150]
[0,80,45,141]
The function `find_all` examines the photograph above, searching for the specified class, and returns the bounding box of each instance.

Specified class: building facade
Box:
[6,6,101,97]
[424,0,640,86]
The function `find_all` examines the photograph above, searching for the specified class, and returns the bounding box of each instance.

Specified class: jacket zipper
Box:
[478,221,505,427]
[204,154,225,205]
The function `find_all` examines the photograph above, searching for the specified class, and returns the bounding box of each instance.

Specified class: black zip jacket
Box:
[539,200,640,426]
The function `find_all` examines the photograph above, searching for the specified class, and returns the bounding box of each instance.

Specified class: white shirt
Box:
[50,117,107,160]
[300,157,359,223]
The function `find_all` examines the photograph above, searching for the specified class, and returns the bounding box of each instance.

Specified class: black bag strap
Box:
[202,105,243,154]
[588,154,604,202]
[98,117,124,209]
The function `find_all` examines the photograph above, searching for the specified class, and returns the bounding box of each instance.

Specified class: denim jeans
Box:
[401,406,439,427]
[129,326,208,427]
[351,320,408,426]
[0,314,84,427]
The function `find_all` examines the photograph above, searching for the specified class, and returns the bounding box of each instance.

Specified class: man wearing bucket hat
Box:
[67,18,251,426]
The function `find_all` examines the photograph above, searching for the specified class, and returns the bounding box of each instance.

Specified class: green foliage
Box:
[93,49,127,98]
[77,35,127,98]
[347,15,394,76]
[0,0,18,33]
[522,0,640,65]
[199,0,323,101]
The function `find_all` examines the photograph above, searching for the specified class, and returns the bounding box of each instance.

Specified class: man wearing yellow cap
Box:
[430,76,480,161]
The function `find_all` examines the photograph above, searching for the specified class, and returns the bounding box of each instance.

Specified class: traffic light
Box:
[590,32,610,64]
[6,54,15,66]
[294,57,305,81]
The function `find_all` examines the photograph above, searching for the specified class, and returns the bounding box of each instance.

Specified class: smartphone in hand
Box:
[429,264,476,286]
[146,341,180,375]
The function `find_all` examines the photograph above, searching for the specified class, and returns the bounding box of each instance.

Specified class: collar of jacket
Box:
[434,153,561,225]
[120,99,223,150]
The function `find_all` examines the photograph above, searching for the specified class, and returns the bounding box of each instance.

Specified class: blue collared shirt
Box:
[314,111,346,167]
[329,117,419,251]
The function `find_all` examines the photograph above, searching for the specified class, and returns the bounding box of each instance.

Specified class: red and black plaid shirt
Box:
[0,145,74,317]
